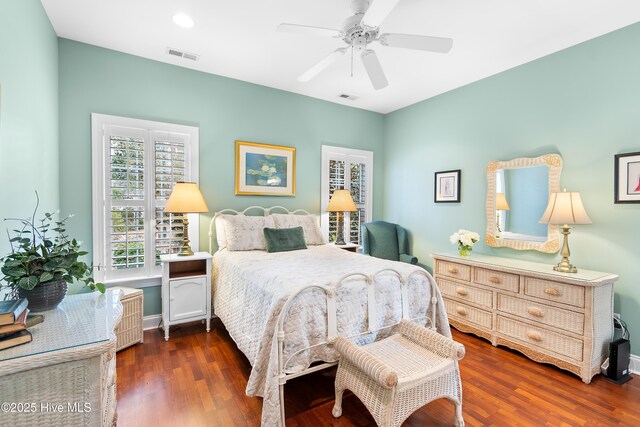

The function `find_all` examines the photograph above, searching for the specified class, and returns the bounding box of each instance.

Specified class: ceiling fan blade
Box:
[361,0,401,28]
[277,23,342,38]
[361,50,388,90]
[298,48,347,82]
[379,33,453,53]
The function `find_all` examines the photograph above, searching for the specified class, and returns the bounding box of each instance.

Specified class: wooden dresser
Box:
[433,253,618,383]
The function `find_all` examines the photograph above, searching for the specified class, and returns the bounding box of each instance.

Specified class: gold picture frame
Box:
[235,141,296,196]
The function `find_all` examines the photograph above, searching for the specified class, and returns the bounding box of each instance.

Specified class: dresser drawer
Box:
[436,260,471,282]
[524,278,585,308]
[444,298,492,329]
[439,279,492,309]
[497,316,583,361]
[497,294,584,335]
[475,268,519,293]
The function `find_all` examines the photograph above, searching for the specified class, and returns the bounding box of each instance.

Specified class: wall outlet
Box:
[614,313,621,321]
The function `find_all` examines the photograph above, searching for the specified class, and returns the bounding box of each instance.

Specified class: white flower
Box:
[269,167,277,174]
[261,165,270,171]
[450,229,479,247]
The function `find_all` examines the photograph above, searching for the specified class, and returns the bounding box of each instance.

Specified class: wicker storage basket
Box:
[111,287,144,351]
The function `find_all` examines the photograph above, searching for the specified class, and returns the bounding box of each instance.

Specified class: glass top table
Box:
[0,289,122,362]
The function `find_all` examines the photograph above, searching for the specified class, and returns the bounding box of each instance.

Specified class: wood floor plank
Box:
[117,319,639,426]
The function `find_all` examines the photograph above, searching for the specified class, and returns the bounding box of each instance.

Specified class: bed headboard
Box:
[207,206,313,254]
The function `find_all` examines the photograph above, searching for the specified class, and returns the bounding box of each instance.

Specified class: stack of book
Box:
[0,298,40,351]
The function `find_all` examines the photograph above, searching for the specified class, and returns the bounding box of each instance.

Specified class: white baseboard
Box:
[143,314,162,331]
[631,353,640,375]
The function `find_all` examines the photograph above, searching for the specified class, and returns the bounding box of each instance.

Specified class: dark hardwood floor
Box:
[116,319,640,426]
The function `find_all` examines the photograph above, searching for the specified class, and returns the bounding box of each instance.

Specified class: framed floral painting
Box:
[235,141,296,196]
[614,151,640,204]
[434,169,461,203]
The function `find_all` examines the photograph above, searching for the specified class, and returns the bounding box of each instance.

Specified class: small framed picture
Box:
[235,141,296,196]
[615,151,640,204]
[434,169,461,203]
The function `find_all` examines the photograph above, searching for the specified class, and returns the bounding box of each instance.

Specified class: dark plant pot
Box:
[18,280,68,312]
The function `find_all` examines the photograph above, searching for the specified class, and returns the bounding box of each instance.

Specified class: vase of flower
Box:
[450,229,480,257]
[458,244,472,256]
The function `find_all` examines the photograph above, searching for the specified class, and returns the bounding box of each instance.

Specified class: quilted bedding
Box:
[212,244,450,426]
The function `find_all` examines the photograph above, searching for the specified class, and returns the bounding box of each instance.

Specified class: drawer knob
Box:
[456,288,468,296]
[528,307,543,317]
[527,331,542,341]
[456,307,467,316]
[544,287,560,296]
[448,267,459,274]
[489,276,501,284]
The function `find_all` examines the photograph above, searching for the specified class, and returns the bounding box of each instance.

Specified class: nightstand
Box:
[334,242,359,252]
[160,252,212,341]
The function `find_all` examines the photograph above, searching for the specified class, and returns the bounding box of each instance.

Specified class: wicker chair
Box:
[332,320,465,427]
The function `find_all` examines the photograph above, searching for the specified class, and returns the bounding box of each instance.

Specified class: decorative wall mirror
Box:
[485,154,562,253]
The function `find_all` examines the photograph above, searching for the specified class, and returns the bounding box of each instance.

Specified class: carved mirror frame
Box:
[485,154,562,253]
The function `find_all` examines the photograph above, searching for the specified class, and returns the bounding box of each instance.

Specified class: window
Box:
[91,114,199,286]
[321,145,373,245]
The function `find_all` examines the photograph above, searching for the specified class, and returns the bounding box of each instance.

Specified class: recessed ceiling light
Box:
[172,13,194,29]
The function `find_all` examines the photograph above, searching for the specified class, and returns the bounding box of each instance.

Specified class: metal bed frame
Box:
[208,206,440,426]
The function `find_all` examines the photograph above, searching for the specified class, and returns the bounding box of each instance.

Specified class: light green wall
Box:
[383,23,640,353]
[58,39,385,315]
[0,0,59,255]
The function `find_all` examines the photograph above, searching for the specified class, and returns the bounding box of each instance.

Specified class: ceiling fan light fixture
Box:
[172,13,194,29]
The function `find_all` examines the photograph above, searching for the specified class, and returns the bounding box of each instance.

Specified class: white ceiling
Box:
[41,0,640,114]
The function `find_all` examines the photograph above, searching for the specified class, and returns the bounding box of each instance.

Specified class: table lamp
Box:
[539,190,591,273]
[165,182,209,256]
[326,189,357,245]
[495,192,510,234]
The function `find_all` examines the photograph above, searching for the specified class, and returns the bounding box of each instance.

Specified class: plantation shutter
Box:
[321,146,373,246]
[93,115,198,285]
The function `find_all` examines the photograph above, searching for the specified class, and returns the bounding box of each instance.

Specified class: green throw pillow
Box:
[264,227,307,253]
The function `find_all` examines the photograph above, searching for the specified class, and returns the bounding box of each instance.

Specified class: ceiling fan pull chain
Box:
[350,46,354,77]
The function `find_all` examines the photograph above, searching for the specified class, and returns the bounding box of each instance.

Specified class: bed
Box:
[208,207,450,426]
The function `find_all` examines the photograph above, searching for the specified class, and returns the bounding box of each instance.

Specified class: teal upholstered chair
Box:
[361,221,418,265]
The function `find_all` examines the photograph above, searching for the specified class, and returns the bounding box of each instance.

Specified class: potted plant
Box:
[1,195,105,311]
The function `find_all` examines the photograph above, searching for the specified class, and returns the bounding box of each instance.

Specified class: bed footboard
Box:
[275,268,440,426]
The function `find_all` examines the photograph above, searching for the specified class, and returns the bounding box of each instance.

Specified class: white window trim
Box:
[320,145,373,241]
[91,113,199,287]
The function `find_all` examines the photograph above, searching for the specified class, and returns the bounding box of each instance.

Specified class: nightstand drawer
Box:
[497,294,584,335]
[475,268,519,293]
[444,299,492,329]
[436,260,471,282]
[439,279,492,309]
[497,316,583,361]
[524,278,585,308]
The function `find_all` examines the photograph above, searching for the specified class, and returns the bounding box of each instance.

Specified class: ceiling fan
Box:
[277,0,453,90]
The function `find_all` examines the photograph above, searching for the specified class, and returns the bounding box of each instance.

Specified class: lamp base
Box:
[177,214,194,256]
[553,261,577,274]
[554,225,578,273]
[177,245,195,257]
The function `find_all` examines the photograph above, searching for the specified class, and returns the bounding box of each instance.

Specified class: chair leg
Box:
[454,400,464,427]
[332,387,345,418]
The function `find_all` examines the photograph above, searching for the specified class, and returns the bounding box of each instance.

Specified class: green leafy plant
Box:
[1,193,105,295]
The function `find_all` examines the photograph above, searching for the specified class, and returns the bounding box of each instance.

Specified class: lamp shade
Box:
[496,193,510,211]
[326,189,357,212]
[165,182,209,213]
[539,191,591,225]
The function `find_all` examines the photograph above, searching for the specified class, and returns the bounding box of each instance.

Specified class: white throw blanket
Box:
[213,245,450,426]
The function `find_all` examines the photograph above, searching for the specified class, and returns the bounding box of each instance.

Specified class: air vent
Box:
[166,47,200,62]
[338,93,357,100]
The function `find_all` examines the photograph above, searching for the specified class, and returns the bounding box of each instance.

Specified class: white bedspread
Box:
[212,244,450,426]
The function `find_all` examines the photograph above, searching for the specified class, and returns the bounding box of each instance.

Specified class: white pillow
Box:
[222,215,274,251]
[214,214,230,249]
[271,214,326,245]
